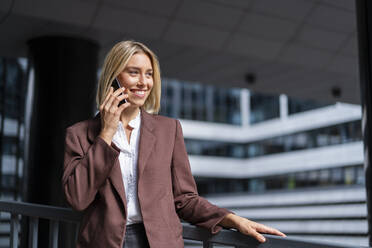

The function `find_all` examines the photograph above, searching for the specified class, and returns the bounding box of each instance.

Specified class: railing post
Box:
[29,217,39,248]
[10,213,19,248]
[203,241,213,248]
[74,223,80,242]
[49,220,59,248]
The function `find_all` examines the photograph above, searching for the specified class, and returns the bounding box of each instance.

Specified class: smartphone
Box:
[112,78,127,105]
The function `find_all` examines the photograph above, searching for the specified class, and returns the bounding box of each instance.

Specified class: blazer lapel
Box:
[137,110,156,181]
[87,113,127,210]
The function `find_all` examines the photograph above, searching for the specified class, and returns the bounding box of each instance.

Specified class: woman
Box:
[63,40,285,248]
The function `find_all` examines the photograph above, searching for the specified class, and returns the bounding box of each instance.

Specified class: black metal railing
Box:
[0,200,366,248]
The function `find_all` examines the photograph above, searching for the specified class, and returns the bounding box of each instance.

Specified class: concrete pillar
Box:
[356,0,372,245]
[24,36,99,247]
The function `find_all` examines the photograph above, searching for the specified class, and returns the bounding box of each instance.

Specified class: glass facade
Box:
[250,92,280,124]
[0,57,27,200]
[1,58,27,120]
[196,165,364,195]
[159,78,241,125]
[185,120,362,158]
[288,96,331,115]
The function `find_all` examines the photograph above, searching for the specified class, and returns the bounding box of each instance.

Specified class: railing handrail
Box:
[0,200,81,222]
[183,223,366,248]
[0,200,367,248]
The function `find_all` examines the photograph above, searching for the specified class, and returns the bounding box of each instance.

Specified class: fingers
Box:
[237,218,286,243]
[98,86,130,140]
[99,85,129,118]
[105,88,126,112]
[106,88,121,108]
[255,223,286,237]
[113,86,125,96]
[100,86,121,108]
[240,227,266,243]
[111,93,128,110]
[250,231,266,243]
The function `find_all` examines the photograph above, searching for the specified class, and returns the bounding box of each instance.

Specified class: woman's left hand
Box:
[218,213,286,243]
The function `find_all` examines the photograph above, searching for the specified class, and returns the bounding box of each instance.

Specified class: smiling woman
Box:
[62,40,285,248]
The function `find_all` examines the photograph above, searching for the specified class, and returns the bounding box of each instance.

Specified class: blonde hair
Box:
[96,40,161,114]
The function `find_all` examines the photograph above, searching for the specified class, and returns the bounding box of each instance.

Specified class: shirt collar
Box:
[128,109,141,129]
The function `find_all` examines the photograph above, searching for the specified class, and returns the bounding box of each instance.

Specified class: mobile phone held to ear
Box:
[112,78,127,106]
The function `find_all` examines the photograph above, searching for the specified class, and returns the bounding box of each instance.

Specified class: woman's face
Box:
[117,52,154,108]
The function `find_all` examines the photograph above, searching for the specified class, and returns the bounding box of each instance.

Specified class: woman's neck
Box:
[120,106,140,127]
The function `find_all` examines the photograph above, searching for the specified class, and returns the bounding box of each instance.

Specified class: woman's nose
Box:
[138,74,146,85]
[138,77,144,85]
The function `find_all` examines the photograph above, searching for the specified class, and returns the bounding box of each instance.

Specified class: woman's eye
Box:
[129,70,138,75]
[146,72,153,77]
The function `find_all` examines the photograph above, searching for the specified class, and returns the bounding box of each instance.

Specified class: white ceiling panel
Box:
[163,21,230,49]
[252,0,315,21]
[93,4,168,40]
[179,52,246,79]
[95,32,137,63]
[305,4,356,33]
[278,43,334,68]
[296,26,348,51]
[261,69,338,93]
[147,40,186,61]
[257,67,313,87]
[340,35,358,57]
[176,0,243,30]
[0,14,49,57]
[327,55,359,76]
[37,21,97,40]
[0,0,13,12]
[321,0,355,12]
[196,58,272,89]
[252,61,299,79]
[202,0,254,9]
[103,0,180,17]
[228,33,283,60]
[98,31,132,49]
[13,0,97,27]
[160,47,211,77]
[239,13,299,43]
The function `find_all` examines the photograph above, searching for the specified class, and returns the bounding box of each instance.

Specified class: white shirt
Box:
[112,110,142,225]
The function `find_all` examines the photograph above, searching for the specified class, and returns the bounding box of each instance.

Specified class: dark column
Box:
[356,0,372,245]
[24,36,99,247]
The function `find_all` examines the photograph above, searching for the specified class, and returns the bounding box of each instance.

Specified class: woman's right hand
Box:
[99,86,130,145]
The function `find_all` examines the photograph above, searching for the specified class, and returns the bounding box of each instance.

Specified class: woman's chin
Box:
[126,99,146,108]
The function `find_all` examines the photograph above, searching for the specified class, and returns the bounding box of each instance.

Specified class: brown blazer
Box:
[62,109,231,248]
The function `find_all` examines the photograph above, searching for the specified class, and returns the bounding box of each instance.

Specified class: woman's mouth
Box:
[130,89,146,98]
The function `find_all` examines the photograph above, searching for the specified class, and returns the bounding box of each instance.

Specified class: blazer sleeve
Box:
[171,119,232,234]
[62,126,120,211]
